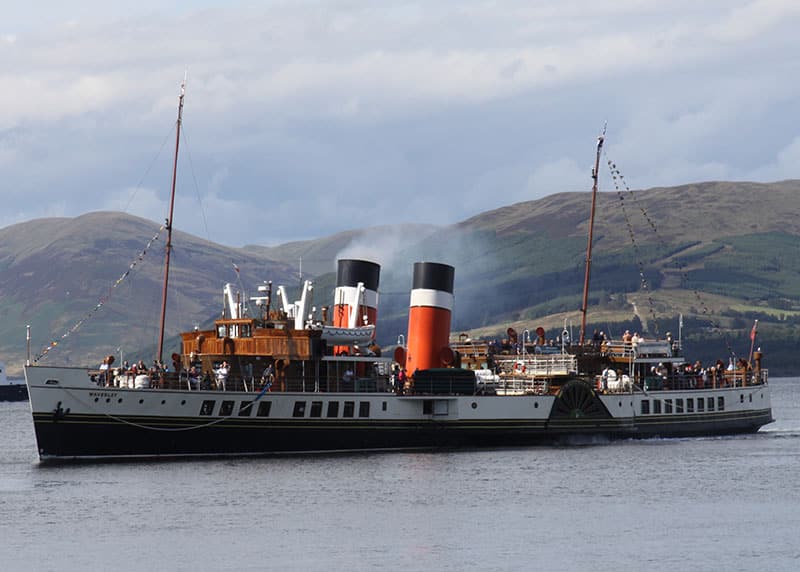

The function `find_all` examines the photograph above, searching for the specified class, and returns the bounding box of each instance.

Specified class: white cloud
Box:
[707,0,800,41]
[1,1,799,246]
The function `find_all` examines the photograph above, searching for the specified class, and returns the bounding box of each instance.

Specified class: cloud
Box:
[707,0,800,41]
[1,1,800,246]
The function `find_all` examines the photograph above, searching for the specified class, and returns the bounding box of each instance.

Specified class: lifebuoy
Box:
[514,362,526,373]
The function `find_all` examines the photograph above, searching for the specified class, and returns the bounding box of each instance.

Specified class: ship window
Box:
[220,401,234,416]
[653,400,661,414]
[343,401,355,418]
[293,401,306,417]
[382,401,387,411]
[740,394,744,403]
[310,401,323,418]
[686,399,694,413]
[240,324,252,338]
[749,394,752,402]
[707,397,715,412]
[664,399,673,413]
[257,401,272,417]
[717,397,725,411]
[217,325,227,338]
[238,401,253,416]
[697,398,704,412]
[423,400,433,415]
[641,400,650,415]
[675,399,684,413]
[359,402,370,417]
[327,401,340,418]
[200,400,215,416]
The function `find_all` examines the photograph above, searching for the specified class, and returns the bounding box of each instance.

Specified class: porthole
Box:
[117,398,123,403]
[181,400,186,405]
[106,398,111,403]
[94,397,99,402]
[139,399,144,404]
[534,402,539,408]
[161,400,166,405]
[619,401,622,407]
[471,402,477,409]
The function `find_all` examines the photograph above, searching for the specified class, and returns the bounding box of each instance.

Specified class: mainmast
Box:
[578,127,605,346]
[157,77,186,364]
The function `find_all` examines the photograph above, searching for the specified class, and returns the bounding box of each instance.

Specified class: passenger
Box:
[391,364,400,391]
[188,366,200,390]
[262,363,275,388]
[397,368,407,394]
[98,359,109,386]
[342,368,354,383]
[215,361,230,391]
[665,332,674,356]
[601,366,610,392]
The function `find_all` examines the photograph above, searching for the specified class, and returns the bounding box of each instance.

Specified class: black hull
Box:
[0,383,28,402]
[31,409,774,462]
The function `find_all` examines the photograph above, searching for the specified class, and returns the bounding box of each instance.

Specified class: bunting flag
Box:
[33,225,166,363]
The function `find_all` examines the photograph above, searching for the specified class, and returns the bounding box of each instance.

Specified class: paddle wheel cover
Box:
[550,379,612,420]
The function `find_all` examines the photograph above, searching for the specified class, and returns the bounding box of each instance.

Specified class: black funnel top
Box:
[412,262,454,293]
[336,259,380,291]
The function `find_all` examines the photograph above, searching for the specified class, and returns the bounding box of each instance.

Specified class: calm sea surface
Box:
[1,378,799,572]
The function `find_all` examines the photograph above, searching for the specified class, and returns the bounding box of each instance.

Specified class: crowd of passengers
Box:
[601,355,761,392]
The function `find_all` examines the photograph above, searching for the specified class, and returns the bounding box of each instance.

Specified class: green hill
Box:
[2,180,799,376]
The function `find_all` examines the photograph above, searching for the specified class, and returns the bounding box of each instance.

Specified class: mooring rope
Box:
[61,380,273,432]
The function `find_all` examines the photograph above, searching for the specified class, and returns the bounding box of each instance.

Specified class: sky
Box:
[2,0,799,247]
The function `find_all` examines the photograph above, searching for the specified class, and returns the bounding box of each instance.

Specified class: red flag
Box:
[232,263,240,274]
[750,320,758,342]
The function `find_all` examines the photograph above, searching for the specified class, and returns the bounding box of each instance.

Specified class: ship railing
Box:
[493,377,549,396]
[602,340,677,360]
[494,354,577,377]
[282,376,393,393]
[623,369,770,392]
[450,341,492,357]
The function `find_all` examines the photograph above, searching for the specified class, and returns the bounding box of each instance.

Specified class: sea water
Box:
[1,378,798,572]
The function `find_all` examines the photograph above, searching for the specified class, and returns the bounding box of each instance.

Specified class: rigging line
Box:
[122,124,177,215]
[180,125,252,315]
[157,244,187,353]
[179,124,212,243]
[605,159,734,357]
[604,160,660,337]
[34,225,166,363]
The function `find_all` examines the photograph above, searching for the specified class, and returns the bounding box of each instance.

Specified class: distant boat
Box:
[0,360,28,402]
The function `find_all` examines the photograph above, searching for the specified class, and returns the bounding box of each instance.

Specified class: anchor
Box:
[52,401,71,422]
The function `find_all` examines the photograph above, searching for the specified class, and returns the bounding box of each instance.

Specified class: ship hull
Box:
[26,366,773,462]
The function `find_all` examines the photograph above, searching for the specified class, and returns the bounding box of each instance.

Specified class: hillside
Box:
[2,180,799,376]
[0,212,298,374]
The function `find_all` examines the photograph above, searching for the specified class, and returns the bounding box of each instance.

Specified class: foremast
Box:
[157,77,186,364]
